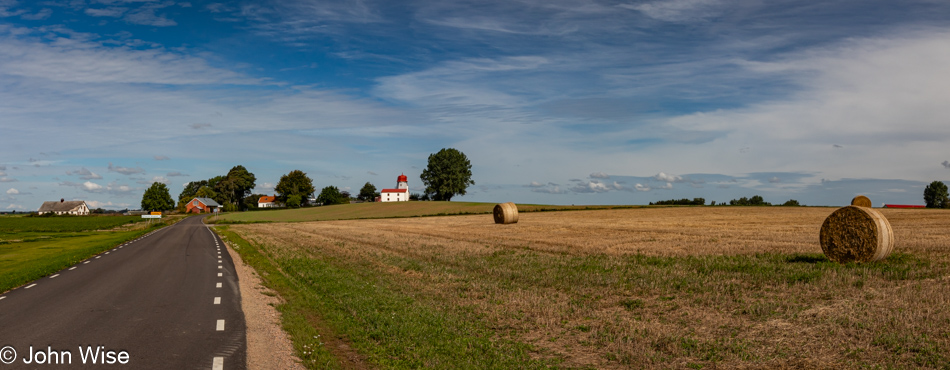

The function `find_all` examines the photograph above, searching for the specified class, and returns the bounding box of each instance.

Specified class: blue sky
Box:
[2,0,950,210]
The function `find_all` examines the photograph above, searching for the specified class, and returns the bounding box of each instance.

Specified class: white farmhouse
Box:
[380,174,409,202]
[37,199,90,215]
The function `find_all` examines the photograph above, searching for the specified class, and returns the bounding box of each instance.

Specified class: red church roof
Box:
[397,173,408,182]
[381,188,408,193]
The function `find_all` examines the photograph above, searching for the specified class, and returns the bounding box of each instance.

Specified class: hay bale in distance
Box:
[851,195,872,208]
[493,202,519,224]
[819,206,894,263]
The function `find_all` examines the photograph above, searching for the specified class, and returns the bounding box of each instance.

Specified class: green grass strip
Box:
[215,226,555,369]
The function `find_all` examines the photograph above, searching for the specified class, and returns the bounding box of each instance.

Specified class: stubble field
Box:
[223,207,950,369]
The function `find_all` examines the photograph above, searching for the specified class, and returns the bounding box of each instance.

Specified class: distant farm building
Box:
[185,197,221,213]
[258,195,279,208]
[37,199,89,215]
[379,174,409,202]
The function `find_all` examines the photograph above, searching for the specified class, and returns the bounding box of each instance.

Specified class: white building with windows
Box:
[380,174,409,202]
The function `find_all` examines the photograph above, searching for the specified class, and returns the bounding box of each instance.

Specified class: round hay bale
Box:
[819,206,894,263]
[493,202,519,224]
[851,195,872,208]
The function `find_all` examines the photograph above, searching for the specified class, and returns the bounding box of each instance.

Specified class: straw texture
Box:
[819,206,894,263]
[493,202,519,224]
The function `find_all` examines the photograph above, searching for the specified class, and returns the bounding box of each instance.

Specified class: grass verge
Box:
[215,226,555,369]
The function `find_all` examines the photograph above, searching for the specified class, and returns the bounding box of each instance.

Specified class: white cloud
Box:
[622,0,723,22]
[166,171,188,177]
[634,183,651,192]
[150,176,170,185]
[653,172,683,183]
[590,171,609,179]
[527,181,544,188]
[83,181,103,191]
[0,177,18,182]
[6,188,18,195]
[85,7,127,17]
[4,204,24,210]
[86,200,130,209]
[257,182,275,191]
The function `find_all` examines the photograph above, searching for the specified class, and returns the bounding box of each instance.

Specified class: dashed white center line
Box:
[69,267,77,270]
[214,297,221,305]
[216,320,225,331]
[25,284,37,289]
[212,356,223,370]
[50,274,59,279]
[217,273,222,277]
[218,266,222,269]
[218,260,222,263]
[216,283,222,288]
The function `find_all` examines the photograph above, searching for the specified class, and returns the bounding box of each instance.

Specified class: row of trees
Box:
[647,196,802,207]
[141,148,476,212]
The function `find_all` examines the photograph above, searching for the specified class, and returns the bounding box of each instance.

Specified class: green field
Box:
[0,215,183,293]
[210,201,638,223]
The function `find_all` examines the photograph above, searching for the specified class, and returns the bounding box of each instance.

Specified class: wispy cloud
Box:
[66,167,103,180]
[154,155,170,160]
[108,162,144,175]
[6,188,19,195]
[166,171,188,177]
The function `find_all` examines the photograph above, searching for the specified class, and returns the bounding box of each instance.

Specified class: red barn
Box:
[185,197,221,213]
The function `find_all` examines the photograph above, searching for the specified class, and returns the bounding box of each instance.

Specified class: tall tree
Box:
[225,165,256,209]
[420,148,474,201]
[141,182,175,212]
[923,180,949,208]
[276,170,315,204]
[316,185,348,205]
[358,182,378,202]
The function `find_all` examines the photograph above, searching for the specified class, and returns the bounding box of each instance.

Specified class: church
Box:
[379,174,409,202]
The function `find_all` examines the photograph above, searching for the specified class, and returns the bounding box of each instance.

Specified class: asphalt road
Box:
[0,216,245,369]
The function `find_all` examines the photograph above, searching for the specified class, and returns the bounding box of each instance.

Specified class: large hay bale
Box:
[493,202,519,224]
[819,206,894,263]
[851,195,872,208]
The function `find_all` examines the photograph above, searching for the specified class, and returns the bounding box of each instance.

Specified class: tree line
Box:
[140,148,476,212]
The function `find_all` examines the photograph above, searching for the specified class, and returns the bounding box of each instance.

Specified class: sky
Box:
[2,0,950,211]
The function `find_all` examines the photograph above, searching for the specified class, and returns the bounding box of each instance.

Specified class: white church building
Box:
[379,174,410,202]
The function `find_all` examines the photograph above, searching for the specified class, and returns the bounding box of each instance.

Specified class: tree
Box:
[316,186,348,205]
[923,181,949,208]
[286,195,302,208]
[141,182,175,212]
[782,199,802,206]
[358,182,378,202]
[420,148,474,201]
[275,170,315,204]
[224,165,256,210]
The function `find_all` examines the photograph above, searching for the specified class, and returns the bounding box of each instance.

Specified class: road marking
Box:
[50,274,59,279]
[0,296,5,300]
[25,284,37,289]
[218,260,222,263]
[212,356,223,370]
[95,256,101,259]
[216,283,222,288]
[105,252,110,255]
[83,261,90,264]
[69,267,77,270]
[216,320,225,331]
[218,266,222,269]
[214,297,221,305]
[217,273,222,277]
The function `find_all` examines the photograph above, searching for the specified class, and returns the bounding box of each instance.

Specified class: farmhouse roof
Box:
[38,200,87,213]
[381,188,408,193]
[194,197,221,207]
[258,195,277,203]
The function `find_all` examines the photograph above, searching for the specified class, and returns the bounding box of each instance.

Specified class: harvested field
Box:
[225,207,950,369]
